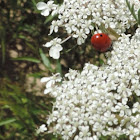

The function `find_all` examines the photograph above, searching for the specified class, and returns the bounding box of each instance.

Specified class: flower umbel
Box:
[37,0,140,59]
[40,28,140,139]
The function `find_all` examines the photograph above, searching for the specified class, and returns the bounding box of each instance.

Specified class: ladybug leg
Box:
[96,51,101,66]
[107,44,113,51]
[104,45,113,59]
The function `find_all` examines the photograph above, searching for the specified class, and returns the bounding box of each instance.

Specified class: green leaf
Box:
[99,59,104,65]
[1,39,6,64]
[18,34,30,41]
[126,0,131,9]
[28,72,42,78]
[0,118,16,126]
[44,14,57,24]
[11,57,41,63]
[18,35,27,39]
[131,4,138,21]
[31,0,36,6]
[0,25,6,64]
[138,9,140,24]
[126,0,138,23]
[21,98,28,103]
[51,138,58,140]
[39,48,53,71]
[131,4,134,12]
[25,42,37,53]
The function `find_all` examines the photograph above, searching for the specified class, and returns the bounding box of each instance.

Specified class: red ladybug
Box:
[91,33,112,52]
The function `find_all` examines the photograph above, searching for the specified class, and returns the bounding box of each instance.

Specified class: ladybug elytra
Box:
[91,33,112,52]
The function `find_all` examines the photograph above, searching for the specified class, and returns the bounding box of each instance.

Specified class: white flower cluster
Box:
[37,0,139,59]
[41,28,140,140]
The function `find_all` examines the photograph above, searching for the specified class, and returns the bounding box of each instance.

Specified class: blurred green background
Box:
[0,0,64,139]
[0,0,105,139]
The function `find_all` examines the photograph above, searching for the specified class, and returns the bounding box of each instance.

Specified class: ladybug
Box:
[91,33,112,52]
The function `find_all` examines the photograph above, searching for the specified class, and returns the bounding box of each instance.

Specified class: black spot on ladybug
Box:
[100,34,103,37]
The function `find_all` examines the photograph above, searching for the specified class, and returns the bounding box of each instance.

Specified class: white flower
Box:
[37,0,138,46]
[132,102,140,113]
[39,28,140,139]
[41,73,62,94]
[125,125,140,140]
[115,103,131,117]
[73,29,87,45]
[43,38,62,59]
[36,1,57,16]
[36,124,47,134]
[104,111,118,126]
[49,20,62,35]
[79,126,91,137]
[49,45,62,59]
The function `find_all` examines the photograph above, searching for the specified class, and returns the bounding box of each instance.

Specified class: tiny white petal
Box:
[43,42,52,48]
[36,2,47,10]
[41,77,51,83]
[44,88,52,94]
[41,9,50,16]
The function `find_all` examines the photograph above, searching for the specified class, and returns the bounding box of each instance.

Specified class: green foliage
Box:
[138,9,140,24]
[0,118,16,126]
[126,0,140,25]
[39,48,53,72]
[0,24,6,64]
[0,78,57,139]
[44,14,58,24]
[0,0,62,139]
[11,57,41,63]
[99,135,128,140]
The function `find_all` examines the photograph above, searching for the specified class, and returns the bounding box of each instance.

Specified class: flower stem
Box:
[61,36,72,44]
